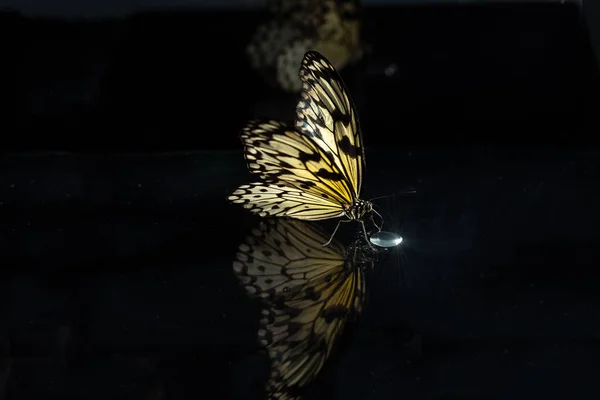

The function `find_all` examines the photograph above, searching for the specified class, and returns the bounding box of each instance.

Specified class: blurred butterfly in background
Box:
[228,50,383,246]
[247,0,366,93]
[232,219,375,399]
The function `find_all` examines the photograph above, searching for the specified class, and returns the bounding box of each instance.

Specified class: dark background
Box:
[5,2,599,151]
[3,2,600,399]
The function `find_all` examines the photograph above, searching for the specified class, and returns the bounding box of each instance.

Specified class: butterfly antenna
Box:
[368,189,417,203]
[368,194,392,202]
[360,220,370,243]
[359,220,378,251]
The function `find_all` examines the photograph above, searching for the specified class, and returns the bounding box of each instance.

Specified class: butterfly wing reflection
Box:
[233,219,375,399]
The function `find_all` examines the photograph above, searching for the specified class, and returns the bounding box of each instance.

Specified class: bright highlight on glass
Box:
[369,231,403,248]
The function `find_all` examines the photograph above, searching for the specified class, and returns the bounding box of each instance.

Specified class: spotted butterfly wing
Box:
[232,219,369,399]
[295,50,365,198]
[247,0,364,92]
[228,51,367,222]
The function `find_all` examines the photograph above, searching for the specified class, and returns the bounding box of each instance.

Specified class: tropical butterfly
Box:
[232,219,373,399]
[228,50,382,246]
[247,0,364,92]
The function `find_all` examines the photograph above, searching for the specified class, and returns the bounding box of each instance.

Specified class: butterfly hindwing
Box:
[295,50,364,200]
[228,182,345,221]
[232,219,346,302]
[240,119,357,208]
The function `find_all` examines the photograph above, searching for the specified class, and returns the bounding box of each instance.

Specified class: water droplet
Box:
[369,231,403,248]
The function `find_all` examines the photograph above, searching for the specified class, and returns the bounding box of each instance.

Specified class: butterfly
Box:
[247,0,365,92]
[228,50,382,246]
[232,218,373,399]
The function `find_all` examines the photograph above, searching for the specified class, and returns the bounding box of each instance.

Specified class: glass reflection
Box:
[232,218,377,399]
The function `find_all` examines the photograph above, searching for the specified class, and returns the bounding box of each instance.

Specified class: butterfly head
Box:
[346,199,373,221]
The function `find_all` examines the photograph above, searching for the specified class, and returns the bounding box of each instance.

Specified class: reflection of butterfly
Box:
[247,0,364,92]
[228,51,381,246]
[232,219,373,399]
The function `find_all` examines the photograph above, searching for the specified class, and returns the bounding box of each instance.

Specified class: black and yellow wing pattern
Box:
[228,51,369,223]
[295,50,364,198]
[232,219,371,399]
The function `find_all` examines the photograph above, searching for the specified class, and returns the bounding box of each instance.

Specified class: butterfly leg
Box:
[360,220,371,244]
[360,220,379,250]
[371,209,384,231]
[322,219,351,247]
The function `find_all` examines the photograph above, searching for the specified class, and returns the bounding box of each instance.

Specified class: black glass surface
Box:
[3,2,600,399]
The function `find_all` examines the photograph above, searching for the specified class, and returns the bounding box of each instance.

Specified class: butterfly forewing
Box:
[295,51,364,200]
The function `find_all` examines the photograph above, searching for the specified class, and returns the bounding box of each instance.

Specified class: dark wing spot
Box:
[279,159,293,168]
[331,108,351,125]
[322,306,350,323]
[324,151,338,165]
[300,181,316,190]
[304,288,319,301]
[298,151,321,163]
[260,188,268,193]
[338,135,360,158]
[316,169,344,181]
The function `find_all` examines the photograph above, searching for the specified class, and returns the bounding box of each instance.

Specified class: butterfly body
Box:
[228,51,379,245]
[344,198,372,221]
